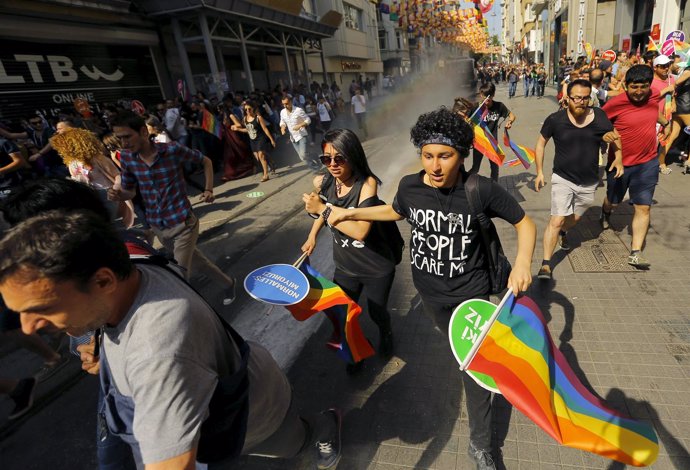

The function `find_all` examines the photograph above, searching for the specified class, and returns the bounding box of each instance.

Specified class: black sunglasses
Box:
[319,154,348,166]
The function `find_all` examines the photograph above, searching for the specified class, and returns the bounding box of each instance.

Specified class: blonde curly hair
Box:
[49,128,106,166]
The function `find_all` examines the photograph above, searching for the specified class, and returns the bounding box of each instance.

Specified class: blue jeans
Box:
[508,82,517,97]
[523,79,531,97]
[97,389,136,470]
[291,137,318,169]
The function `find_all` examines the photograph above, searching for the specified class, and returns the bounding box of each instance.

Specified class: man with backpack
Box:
[0,209,343,470]
[326,107,536,470]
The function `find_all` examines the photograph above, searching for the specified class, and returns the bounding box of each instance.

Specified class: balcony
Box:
[531,0,547,16]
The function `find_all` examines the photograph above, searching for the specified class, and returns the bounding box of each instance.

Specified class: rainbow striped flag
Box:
[285,261,374,364]
[503,129,535,169]
[673,39,689,57]
[647,37,658,52]
[201,109,223,139]
[466,293,659,467]
[473,120,505,166]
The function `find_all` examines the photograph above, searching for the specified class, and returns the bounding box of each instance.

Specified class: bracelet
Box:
[321,206,332,222]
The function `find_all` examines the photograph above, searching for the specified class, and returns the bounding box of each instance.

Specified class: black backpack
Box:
[464,173,512,295]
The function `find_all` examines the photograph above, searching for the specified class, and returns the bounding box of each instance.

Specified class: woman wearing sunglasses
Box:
[302,128,399,374]
[231,100,276,182]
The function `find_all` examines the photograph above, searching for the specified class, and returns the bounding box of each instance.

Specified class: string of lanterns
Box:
[381,0,499,53]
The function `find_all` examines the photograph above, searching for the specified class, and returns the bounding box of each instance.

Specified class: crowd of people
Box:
[0,50,688,470]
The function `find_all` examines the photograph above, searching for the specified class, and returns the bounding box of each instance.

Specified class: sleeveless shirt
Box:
[320,173,396,277]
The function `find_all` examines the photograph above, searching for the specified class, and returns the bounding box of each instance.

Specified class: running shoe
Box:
[599,208,611,230]
[627,252,651,269]
[558,232,570,251]
[537,265,552,280]
[468,442,497,470]
[8,377,37,420]
[316,409,342,469]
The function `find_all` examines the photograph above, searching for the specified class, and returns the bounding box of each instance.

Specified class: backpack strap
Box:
[464,173,497,273]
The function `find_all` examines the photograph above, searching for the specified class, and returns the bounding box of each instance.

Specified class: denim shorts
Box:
[606,158,659,206]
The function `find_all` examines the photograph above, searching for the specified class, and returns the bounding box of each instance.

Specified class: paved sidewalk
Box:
[235,84,690,470]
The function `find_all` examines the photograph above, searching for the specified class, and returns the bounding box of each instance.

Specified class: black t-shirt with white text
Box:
[540,107,613,186]
[392,170,525,303]
[483,101,510,136]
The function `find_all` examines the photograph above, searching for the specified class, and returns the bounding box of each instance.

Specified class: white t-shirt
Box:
[352,94,366,114]
[279,107,310,142]
[317,102,332,122]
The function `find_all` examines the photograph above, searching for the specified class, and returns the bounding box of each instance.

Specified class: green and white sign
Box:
[448,298,500,393]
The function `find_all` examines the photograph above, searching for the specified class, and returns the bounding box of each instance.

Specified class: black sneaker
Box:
[600,208,611,230]
[468,442,496,470]
[8,377,37,420]
[316,409,342,469]
[222,277,237,306]
[558,232,570,251]
[537,265,552,280]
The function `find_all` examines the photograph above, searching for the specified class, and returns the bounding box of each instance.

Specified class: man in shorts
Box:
[535,79,623,280]
[601,65,672,268]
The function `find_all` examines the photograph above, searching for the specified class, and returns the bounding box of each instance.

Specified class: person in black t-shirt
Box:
[302,128,397,373]
[326,108,536,470]
[469,83,516,181]
[534,80,623,280]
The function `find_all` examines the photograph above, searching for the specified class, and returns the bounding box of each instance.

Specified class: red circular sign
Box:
[131,100,145,116]
[601,50,617,62]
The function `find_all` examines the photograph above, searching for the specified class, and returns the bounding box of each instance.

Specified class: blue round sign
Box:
[244,264,310,306]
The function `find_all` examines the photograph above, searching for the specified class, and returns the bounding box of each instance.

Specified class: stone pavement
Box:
[235,84,690,470]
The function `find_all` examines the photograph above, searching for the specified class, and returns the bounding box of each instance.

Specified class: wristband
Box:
[321,206,332,222]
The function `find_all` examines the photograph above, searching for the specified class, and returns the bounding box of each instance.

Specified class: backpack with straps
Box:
[464,173,512,295]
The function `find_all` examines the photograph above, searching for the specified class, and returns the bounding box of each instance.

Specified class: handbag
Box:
[464,173,511,295]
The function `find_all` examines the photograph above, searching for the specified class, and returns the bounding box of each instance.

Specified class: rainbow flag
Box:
[201,109,222,139]
[503,129,535,169]
[673,39,689,57]
[473,120,505,166]
[285,261,374,364]
[466,293,659,467]
[647,37,658,52]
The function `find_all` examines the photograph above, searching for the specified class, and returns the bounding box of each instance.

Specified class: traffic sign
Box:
[601,50,617,62]
[131,100,145,115]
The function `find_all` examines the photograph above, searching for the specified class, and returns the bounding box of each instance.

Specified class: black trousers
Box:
[333,269,394,336]
[421,296,493,452]
[470,148,499,181]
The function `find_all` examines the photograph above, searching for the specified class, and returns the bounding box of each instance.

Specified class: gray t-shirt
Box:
[103,264,291,464]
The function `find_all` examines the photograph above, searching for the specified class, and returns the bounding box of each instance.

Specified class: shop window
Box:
[344,3,363,31]
[379,29,387,50]
[632,0,654,33]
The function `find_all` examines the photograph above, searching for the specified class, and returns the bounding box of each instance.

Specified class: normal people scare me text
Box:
[408,207,472,277]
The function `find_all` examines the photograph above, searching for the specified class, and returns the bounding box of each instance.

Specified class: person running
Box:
[107,111,238,304]
[301,128,399,374]
[350,88,368,140]
[327,107,536,470]
[534,79,624,280]
[280,96,320,171]
[650,55,677,174]
[669,68,690,173]
[601,65,672,268]
[0,210,343,470]
[470,82,516,181]
[232,100,276,182]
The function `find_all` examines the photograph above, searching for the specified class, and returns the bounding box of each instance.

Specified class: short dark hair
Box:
[625,64,654,85]
[410,107,473,159]
[479,82,496,97]
[642,50,658,63]
[567,79,592,96]
[1,178,111,226]
[111,111,146,132]
[452,97,476,115]
[0,210,132,288]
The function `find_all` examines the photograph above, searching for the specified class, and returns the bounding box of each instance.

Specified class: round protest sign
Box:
[448,298,500,393]
[661,39,675,57]
[244,264,309,306]
[131,100,145,116]
[666,30,685,43]
[601,50,617,62]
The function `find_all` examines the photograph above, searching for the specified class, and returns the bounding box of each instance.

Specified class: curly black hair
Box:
[410,107,473,158]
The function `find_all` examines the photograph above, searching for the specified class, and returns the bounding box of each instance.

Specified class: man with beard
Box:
[601,65,672,268]
[535,79,623,280]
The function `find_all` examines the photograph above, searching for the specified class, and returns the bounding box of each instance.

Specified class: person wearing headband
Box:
[309,107,536,470]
